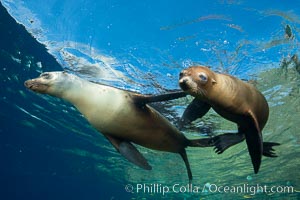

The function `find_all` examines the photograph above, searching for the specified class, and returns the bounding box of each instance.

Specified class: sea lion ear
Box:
[212,78,217,84]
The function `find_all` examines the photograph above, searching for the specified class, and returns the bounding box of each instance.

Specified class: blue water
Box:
[1,0,300,199]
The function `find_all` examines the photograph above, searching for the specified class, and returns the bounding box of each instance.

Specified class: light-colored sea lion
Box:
[24,71,214,181]
[178,66,279,174]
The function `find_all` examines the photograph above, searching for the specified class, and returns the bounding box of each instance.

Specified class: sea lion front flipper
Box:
[119,142,152,170]
[245,111,263,174]
[133,90,187,105]
[207,110,263,173]
[105,135,152,170]
[178,98,211,129]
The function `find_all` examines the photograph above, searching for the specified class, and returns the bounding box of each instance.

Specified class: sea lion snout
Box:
[179,69,199,93]
[24,80,32,88]
[24,79,38,90]
[179,77,190,91]
[179,69,192,88]
[24,79,50,93]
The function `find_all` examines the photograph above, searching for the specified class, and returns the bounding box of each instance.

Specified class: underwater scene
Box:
[0,0,299,199]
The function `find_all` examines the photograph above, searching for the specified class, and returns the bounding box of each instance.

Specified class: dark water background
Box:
[1,0,300,199]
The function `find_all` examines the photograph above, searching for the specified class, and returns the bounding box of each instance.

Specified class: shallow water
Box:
[1,0,300,199]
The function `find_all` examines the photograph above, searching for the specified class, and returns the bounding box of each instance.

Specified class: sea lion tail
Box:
[188,138,215,147]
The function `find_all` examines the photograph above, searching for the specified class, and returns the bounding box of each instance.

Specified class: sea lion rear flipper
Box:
[262,142,280,157]
[133,90,187,105]
[188,138,215,147]
[179,98,211,129]
[179,150,193,182]
[213,133,280,157]
[213,132,245,154]
[245,111,263,174]
[105,135,152,170]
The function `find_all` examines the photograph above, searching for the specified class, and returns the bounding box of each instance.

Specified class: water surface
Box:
[0,0,299,199]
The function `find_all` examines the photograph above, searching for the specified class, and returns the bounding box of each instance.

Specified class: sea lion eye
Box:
[41,73,51,79]
[198,72,208,84]
[179,72,184,78]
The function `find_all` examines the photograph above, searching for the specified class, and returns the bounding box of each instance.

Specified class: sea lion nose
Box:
[179,77,188,84]
[179,77,190,91]
[24,80,32,89]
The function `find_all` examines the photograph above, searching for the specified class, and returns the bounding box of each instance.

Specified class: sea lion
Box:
[24,71,214,181]
[178,66,279,174]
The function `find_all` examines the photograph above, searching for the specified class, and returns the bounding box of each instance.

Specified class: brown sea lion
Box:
[24,71,214,181]
[178,66,279,174]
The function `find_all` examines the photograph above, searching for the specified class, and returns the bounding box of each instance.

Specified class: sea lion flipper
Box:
[213,134,280,157]
[133,90,187,105]
[188,138,215,147]
[105,135,152,170]
[119,142,152,170]
[245,111,263,174]
[212,132,245,154]
[263,142,280,157]
[179,150,193,182]
[178,98,211,129]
